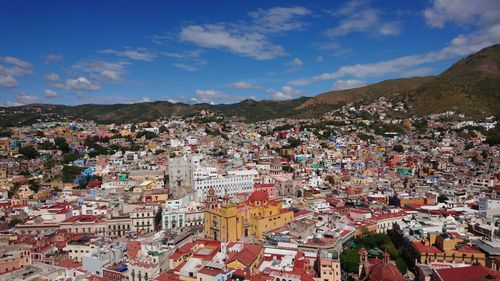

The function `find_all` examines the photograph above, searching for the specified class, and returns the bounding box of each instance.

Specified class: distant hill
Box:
[0,97,316,126]
[1,44,499,127]
[404,44,500,117]
[296,76,434,109]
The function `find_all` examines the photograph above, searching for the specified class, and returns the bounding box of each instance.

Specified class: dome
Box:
[248,191,268,202]
[366,260,404,281]
[208,187,215,196]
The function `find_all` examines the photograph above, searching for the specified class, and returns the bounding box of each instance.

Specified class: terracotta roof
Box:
[248,191,268,202]
[434,265,500,281]
[155,272,182,281]
[227,243,262,267]
[412,241,442,254]
[366,259,404,281]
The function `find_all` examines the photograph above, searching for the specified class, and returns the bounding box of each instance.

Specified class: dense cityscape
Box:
[2,1,500,281]
[0,96,499,281]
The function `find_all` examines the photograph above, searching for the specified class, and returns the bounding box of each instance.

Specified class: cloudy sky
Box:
[1,0,500,106]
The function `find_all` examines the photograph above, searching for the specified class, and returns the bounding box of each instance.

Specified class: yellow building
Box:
[412,233,487,266]
[204,189,293,242]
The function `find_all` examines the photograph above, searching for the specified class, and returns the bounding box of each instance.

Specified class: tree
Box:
[438,194,448,203]
[481,150,488,159]
[54,137,70,153]
[136,131,157,140]
[62,166,84,183]
[393,145,404,153]
[159,125,167,133]
[326,175,335,184]
[39,141,56,150]
[285,137,301,148]
[0,130,12,137]
[486,126,500,145]
[8,183,20,197]
[27,179,40,193]
[282,165,294,173]
[63,153,79,164]
[8,218,21,228]
[19,145,39,159]
[464,142,474,150]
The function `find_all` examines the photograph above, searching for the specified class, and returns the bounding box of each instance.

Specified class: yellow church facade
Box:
[204,189,293,242]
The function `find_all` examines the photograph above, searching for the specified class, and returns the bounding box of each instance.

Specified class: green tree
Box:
[63,153,79,164]
[27,179,40,193]
[8,218,21,228]
[19,145,39,159]
[62,166,84,182]
[464,142,474,150]
[393,145,404,153]
[326,175,335,184]
[286,137,301,148]
[54,137,70,153]
[485,124,500,145]
[438,194,449,203]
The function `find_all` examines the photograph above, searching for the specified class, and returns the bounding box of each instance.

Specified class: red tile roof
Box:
[227,243,262,267]
[434,265,500,281]
[412,241,442,254]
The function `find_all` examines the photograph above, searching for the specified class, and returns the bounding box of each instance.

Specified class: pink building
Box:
[253,183,276,199]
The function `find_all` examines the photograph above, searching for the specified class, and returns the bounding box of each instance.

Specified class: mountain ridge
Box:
[2,44,500,126]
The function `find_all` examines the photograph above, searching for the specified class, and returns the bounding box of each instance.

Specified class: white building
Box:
[479,196,500,215]
[194,170,257,202]
[310,199,330,212]
[162,198,204,231]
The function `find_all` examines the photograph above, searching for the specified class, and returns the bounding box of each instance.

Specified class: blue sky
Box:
[1,0,499,106]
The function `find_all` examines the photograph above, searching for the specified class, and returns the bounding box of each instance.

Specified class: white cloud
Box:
[195,89,225,100]
[48,82,65,89]
[0,75,18,88]
[249,6,311,34]
[99,48,156,61]
[163,50,203,59]
[193,89,251,104]
[173,63,200,72]
[231,81,254,90]
[326,0,401,37]
[163,50,206,71]
[1,92,41,106]
[291,58,304,67]
[179,6,310,60]
[316,56,324,62]
[332,79,367,90]
[44,89,58,98]
[0,56,32,89]
[43,54,63,64]
[139,97,151,102]
[73,60,128,82]
[66,77,100,90]
[269,85,303,100]
[424,0,500,28]
[180,24,285,60]
[1,56,32,68]
[15,92,40,104]
[44,73,60,81]
[289,26,500,86]
[272,91,293,100]
[281,85,302,95]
